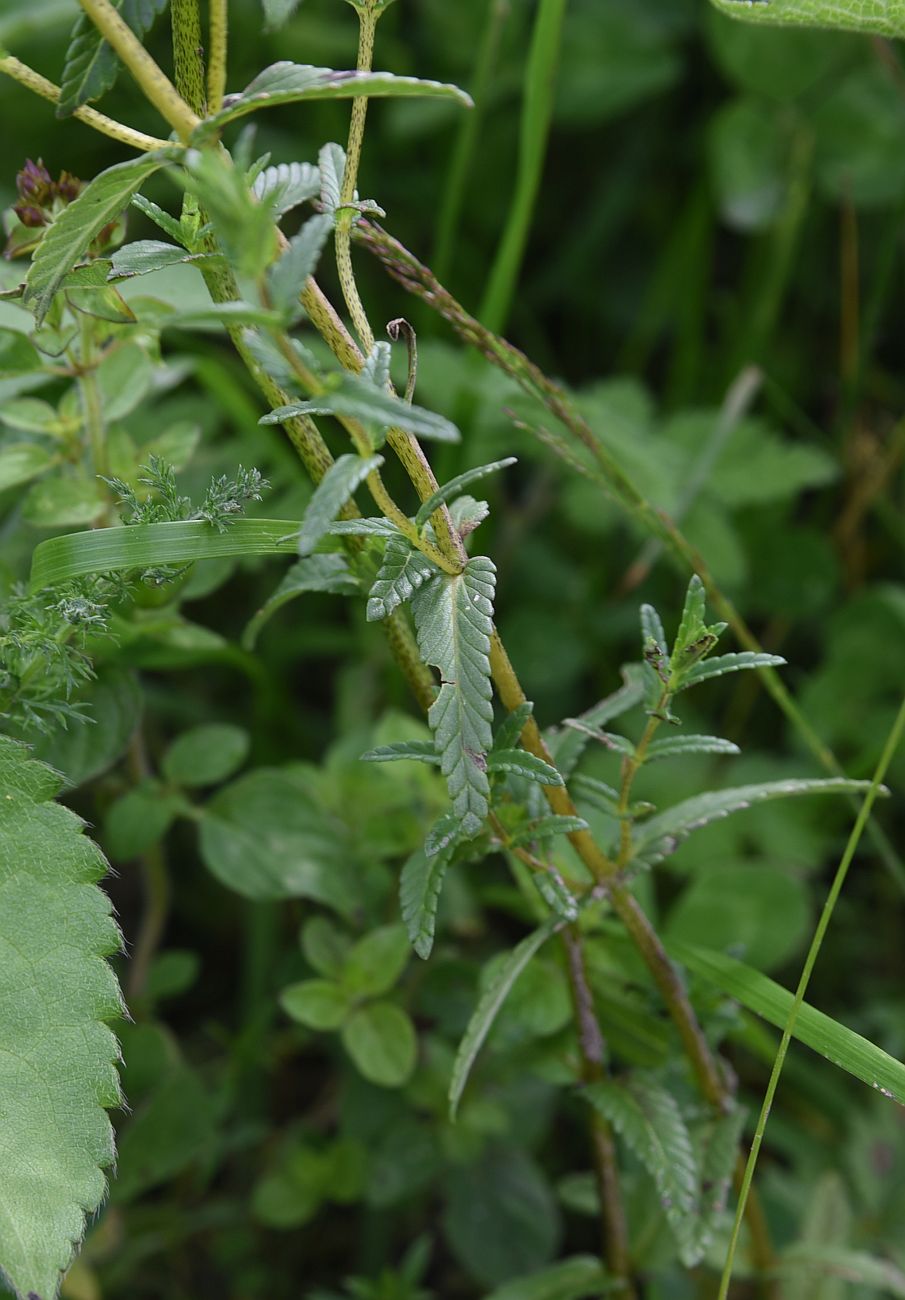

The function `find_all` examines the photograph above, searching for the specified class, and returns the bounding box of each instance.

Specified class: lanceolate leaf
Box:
[243,554,358,649]
[644,735,741,762]
[672,942,905,1105]
[400,812,460,958]
[366,534,437,622]
[585,1077,699,1260]
[414,457,517,530]
[552,668,646,778]
[449,915,562,1117]
[677,651,786,692]
[30,518,300,590]
[109,240,224,279]
[509,814,589,847]
[0,736,123,1300]
[411,558,497,837]
[710,0,905,40]
[494,701,535,753]
[488,749,564,786]
[199,61,473,135]
[262,375,460,444]
[25,153,172,323]
[266,213,333,313]
[296,454,383,556]
[252,160,320,217]
[58,0,167,118]
[632,778,882,865]
[361,741,439,765]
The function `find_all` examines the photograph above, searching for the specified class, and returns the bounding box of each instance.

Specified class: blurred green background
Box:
[2,1,905,1297]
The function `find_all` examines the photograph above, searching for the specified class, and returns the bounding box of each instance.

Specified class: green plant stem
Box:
[718,692,905,1300]
[616,694,665,867]
[207,0,228,112]
[170,0,206,115]
[434,0,510,280]
[78,0,201,140]
[0,55,170,152]
[336,4,380,352]
[125,730,170,1004]
[478,0,568,333]
[354,220,905,890]
[561,925,635,1293]
[77,315,108,482]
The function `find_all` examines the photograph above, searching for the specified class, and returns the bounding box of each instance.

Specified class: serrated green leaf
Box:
[199,61,472,135]
[24,153,171,323]
[414,457,516,530]
[266,213,333,314]
[685,1106,747,1264]
[252,160,320,217]
[130,194,185,243]
[109,239,224,279]
[262,376,460,444]
[366,535,437,622]
[449,916,562,1117]
[0,735,122,1300]
[671,942,905,1104]
[318,141,346,214]
[30,518,300,590]
[632,777,881,864]
[488,749,564,786]
[261,0,303,31]
[341,1001,417,1088]
[551,668,646,778]
[644,735,741,762]
[710,0,905,40]
[296,454,382,556]
[360,740,440,765]
[585,1076,699,1259]
[570,773,622,816]
[362,341,391,389]
[674,573,707,657]
[58,0,167,118]
[677,650,787,690]
[640,602,668,656]
[400,812,459,958]
[243,554,357,649]
[534,870,580,923]
[411,558,496,837]
[561,720,634,756]
[327,517,400,538]
[509,814,590,847]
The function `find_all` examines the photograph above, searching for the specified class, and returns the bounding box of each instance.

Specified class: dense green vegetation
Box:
[1,1,905,1297]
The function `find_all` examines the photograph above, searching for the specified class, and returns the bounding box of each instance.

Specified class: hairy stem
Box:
[0,55,170,152]
[336,4,379,351]
[78,0,200,140]
[77,315,108,482]
[207,0,229,112]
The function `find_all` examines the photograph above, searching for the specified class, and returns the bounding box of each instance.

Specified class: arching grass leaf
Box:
[412,558,497,837]
[633,778,882,865]
[0,736,123,1300]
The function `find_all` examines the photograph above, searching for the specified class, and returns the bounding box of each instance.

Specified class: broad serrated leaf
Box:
[585,1076,699,1259]
[362,341,391,389]
[644,735,741,762]
[266,213,333,314]
[677,650,787,691]
[400,812,460,959]
[25,153,170,323]
[711,0,905,40]
[685,1106,747,1264]
[0,736,123,1300]
[360,740,440,765]
[488,749,564,786]
[109,239,223,279]
[671,942,905,1104]
[534,870,580,923]
[262,376,460,444]
[130,194,185,243]
[632,778,881,864]
[366,534,437,622]
[243,554,358,649]
[58,0,167,117]
[673,574,707,656]
[449,915,562,1117]
[252,160,319,217]
[414,457,516,530]
[199,61,472,135]
[318,141,346,214]
[411,558,496,837]
[296,454,383,556]
[494,701,534,753]
[509,815,590,847]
